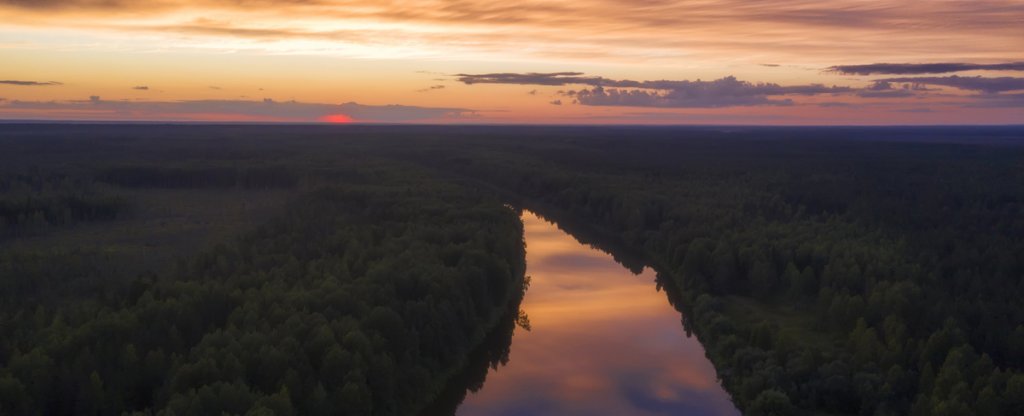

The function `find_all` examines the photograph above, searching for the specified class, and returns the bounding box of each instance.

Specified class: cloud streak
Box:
[0,80,62,86]
[416,84,445,92]
[458,72,603,86]
[830,62,1024,75]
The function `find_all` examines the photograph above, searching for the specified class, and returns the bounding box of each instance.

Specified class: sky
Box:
[1,0,1022,124]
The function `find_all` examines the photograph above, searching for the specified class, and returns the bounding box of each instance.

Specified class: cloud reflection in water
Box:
[455,211,738,416]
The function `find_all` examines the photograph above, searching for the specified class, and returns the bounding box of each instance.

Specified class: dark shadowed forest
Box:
[0,124,1022,416]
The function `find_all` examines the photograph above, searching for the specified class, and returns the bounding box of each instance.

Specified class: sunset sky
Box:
[1,0,1022,124]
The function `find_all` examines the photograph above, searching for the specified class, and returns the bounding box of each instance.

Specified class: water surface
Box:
[454,210,739,415]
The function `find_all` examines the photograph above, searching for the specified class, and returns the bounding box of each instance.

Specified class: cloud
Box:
[132,85,149,90]
[876,76,1024,94]
[856,80,918,98]
[457,72,601,86]
[458,72,849,93]
[416,84,445,92]
[573,85,795,108]
[0,80,62,86]
[459,72,851,108]
[549,99,562,106]
[830,62,1024,75]
[0,97,474,122]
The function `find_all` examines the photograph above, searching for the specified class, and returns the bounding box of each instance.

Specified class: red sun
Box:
[321,114,354,124]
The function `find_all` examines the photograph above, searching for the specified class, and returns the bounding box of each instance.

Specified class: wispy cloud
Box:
[0,97,474,122]
[458,72,600,86]
[876,76,1024,94]
[856,81,920,98]
[416,84,445,92]
[132,85,149,90]
[831,62,1024,75]
[0,80,62,86]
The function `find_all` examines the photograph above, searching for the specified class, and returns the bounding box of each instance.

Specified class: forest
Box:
[0,124,1022,415]
[0,126,526,415]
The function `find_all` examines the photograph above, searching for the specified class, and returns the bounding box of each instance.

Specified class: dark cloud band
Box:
[830,62,1024,75]
[0,80,63,86]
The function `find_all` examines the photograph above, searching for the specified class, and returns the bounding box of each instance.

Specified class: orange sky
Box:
[1,0,1022,124]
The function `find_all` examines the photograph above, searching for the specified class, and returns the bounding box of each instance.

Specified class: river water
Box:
[453,210,739,415]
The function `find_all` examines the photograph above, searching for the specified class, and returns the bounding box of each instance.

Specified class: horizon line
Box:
[1,119,1023,129]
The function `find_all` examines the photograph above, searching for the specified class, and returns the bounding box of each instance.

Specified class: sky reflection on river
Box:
[455,211,739,416]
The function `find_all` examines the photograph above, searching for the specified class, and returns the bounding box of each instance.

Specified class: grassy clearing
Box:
[2,188,293,277]
[723,294,838,350]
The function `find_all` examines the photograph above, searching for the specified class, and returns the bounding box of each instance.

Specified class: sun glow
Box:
[321,114,354,123]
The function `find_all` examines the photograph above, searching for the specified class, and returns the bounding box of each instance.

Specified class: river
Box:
[449,210,739,415]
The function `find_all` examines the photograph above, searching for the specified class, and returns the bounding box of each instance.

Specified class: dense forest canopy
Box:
[0,129,527,415]
[0,124,1022,415]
